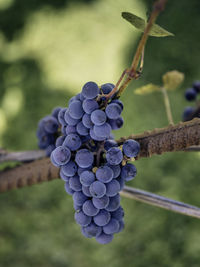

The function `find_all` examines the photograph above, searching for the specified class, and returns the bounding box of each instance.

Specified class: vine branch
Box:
[0,118,200,193]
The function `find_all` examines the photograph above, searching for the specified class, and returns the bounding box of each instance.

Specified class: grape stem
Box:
[105,0,168,100]
[161,86,174,125]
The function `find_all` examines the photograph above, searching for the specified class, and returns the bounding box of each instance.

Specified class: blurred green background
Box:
[1,0,200,266]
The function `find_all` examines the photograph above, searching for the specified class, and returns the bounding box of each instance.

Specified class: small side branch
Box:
[161,87,174,125]
[121,186,200,219]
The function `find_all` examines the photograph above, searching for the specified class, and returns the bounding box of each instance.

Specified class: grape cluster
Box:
[182,81,200,121]
[37,107,61,156]
[38,81,140,244]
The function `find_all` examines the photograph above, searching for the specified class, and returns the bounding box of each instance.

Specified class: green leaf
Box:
[162,70,184,90]
[134,83,160,95]
[122,12,174,37]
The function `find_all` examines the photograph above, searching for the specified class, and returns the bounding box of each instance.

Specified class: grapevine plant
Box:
[36,0,174,244]
[1,0,200,246]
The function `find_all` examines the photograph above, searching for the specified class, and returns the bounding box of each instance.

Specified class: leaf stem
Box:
[161,86,174,125]
[105,0,168,100]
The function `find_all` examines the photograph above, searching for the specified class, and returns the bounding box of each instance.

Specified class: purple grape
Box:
[73,191,88,206]
[80,171,95,186]
[82,113,93,129]
[96,233,113,244]
[121,163,137,181]
[63,133,82,151]
[117,220,125,233]
[106,180,120,197]
[116,176,125,190]
[82,81,99,99]
[66,125,77,135]
[104,140,118,151]
[74,203,82,212]
[106,147,123,165]
[76,122,89,136]
[101,83,114,94]
[82,200,99,216]
[74,210,92,226]
[69,100,84,119]
[43,115,59,134]
[90,128,105,141]
[64,110,80,126]
[55,135,66,147]
[64,181,74,195]
[106,194,120,212]
[46,144,55,156]
[93,123,111,139]
[111,206,124,220]
[69,176,82,191]
[58,108,67,125]
[75,149,94,168]
[111,99,124,110]
[106,164,121,178]
[51,146,71,166]
[60,169,70,182]
[193,81,200,93]
[92,195,110,209]
[108,117,124,130]
[96,166,114,183]
[89,181,106,198]
[103,218,120,234]
[91,110,107,126]
[50,152,60,167]
[77,166,92,176]
[82,99,99,114]
[94,209,111,227]
[61,124,67,134]
[182,106,195,121]
[82,223,102,238]
[122,139,140,158]
[82,185,92,197]
[185,88,197,101]
[51,106,62,118]
[61,161,77,177]
[105,103,122,119]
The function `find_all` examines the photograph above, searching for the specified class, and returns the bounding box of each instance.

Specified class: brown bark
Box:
[117,118,200,158]
[0,118,200,193]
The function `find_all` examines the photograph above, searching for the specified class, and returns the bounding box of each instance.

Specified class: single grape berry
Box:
[69,100,84,119]
[82,223,102,238]
[82,81,99,99]
[80,171,95,186]
[96,233,113,244]
[51,146,71,166]
[75,149,94,168]
[121,163,137,181]
[91,110,107,126]
[75,210,92,226]
[106,147,123,165]
[96,166,114,183]
[63,134,82,151]
[182,106,195,121]
[105,103,122,119]
[193,81,200,93]
[122,139,140,158]
[93,209,111,227]
[101,83,114,94]
[185,88,197,101]
[89,181,106,198]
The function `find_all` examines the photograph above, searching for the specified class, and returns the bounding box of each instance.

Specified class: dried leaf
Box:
[134,83,160,95]
[162,70,184,90]
[122,12,174,37]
